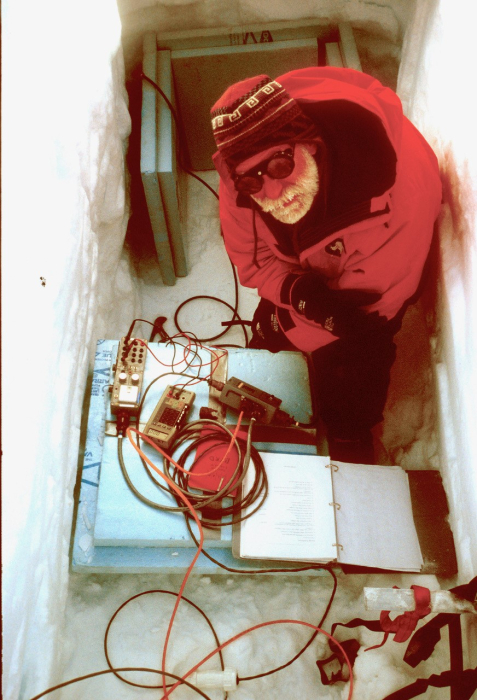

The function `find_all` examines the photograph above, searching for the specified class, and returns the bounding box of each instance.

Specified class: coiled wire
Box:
[118,417,268,527]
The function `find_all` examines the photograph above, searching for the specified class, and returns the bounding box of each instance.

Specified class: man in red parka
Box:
[210,68,442,464]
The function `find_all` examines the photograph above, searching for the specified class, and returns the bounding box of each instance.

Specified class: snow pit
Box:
[2,0,477,699]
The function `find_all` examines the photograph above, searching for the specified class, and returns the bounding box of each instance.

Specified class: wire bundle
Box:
[29,333,354,698]
[115,327,267,525]
[162,418,268,527]
[121,417,268,529]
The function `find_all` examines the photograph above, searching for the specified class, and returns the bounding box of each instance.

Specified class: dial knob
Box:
[118,372,128,384]
[131,373,140,385]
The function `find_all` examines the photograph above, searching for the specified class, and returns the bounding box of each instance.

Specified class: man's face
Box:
[234,142,319,224]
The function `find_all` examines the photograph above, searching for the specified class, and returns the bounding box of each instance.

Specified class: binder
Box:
[233,452,424,572]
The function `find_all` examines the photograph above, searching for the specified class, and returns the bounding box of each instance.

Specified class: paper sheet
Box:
[332,463,423,571]
[239,453,336,561]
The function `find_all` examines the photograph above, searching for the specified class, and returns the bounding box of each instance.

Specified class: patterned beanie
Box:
[210,75,317,168]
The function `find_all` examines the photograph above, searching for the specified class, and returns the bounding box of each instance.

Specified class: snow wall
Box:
[1,0,476,698]
[397,0,477,585]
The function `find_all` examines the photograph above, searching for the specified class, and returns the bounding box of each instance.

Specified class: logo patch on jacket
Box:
[325,238,345,257]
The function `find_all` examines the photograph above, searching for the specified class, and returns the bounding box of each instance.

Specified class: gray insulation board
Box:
[156,49,187,277]
[140,32,176,285]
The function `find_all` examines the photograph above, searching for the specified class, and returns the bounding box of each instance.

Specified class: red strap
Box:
[380,586,431,643]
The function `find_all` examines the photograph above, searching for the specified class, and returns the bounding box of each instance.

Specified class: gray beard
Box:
[252,146,319,224]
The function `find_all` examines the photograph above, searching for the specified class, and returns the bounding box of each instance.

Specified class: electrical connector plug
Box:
[199,406,219,420]
[208,378,225,392]
[116,411,130,437]
[208,376,301,425]
[188,668,238,692]
[273,408,295,427]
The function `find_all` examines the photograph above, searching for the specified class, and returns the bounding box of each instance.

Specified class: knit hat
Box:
[211,75,317,168]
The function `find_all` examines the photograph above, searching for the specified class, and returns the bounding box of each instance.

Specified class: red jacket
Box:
[213,67,442,352]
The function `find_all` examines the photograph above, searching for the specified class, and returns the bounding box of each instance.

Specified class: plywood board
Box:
[156,18,334,51]
[172,38,319,170]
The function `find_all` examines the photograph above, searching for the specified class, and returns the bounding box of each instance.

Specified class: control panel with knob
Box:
[110,337,147,416]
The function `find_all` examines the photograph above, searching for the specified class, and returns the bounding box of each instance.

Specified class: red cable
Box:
[161,619,354,700]
[133,413,244,478]
[129,339,172,367]
[126,427,205,697]
[127,385,354,699]
[136,336,226,384]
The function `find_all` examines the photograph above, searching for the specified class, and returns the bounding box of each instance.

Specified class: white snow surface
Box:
[58,572,451,700]
[2,0,477,699]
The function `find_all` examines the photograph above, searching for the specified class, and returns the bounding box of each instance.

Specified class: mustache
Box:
[256,184,305,212]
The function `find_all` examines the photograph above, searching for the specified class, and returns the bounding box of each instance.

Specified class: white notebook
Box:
[235,452,423,572]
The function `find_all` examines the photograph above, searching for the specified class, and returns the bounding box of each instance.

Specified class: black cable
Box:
[163,419,269,527]
[28,667,213,700]
[141,73,250,348]
[174,294,237,344]
[104,589,227,694]
[141,73,219,200]
[182,518,339,682]
[125,317,158,342]
[184,515,335,578]
[118,417,269,525]
[240,568,338,682]
[173,271,249,346]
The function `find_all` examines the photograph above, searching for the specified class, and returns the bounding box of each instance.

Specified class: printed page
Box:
[332,463,423,571]
[239,453,336,562]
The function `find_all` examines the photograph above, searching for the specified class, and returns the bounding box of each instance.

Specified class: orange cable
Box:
[126,427,204,697]
[134,336,226,388]
[126,427,353,700]
[161,618,354,700]
[133,413,243,479]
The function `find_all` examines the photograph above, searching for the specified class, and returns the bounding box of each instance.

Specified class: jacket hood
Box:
[212,67,402,205]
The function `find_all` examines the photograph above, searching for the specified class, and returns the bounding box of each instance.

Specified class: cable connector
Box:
[211,376,288,425]
[272,408,295,427]
[188,668,238,692]
[199,406,219,420]
[207,378,225,392]
[116,411,130,437]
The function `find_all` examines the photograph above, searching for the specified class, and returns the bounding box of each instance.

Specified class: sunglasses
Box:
[233,146,295,194]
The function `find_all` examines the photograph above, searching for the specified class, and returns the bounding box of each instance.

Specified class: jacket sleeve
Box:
[218,179,304,307]
[336,119,442,319]
[298,118,442,322]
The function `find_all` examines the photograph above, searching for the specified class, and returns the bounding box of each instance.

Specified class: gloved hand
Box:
[290,272,385,337]
[249,299,294,352]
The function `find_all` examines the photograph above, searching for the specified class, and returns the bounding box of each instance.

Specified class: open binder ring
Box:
[329,502,341,510]
[332,543,344,551]
[326,463,339,472]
